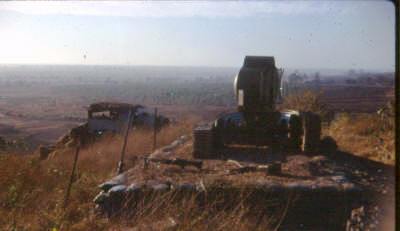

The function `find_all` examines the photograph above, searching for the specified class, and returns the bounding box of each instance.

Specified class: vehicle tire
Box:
[288,114,302,151]
[302,112,321,154]
[193,125,215,159]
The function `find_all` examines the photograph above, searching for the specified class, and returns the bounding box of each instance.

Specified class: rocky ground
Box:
[330,151,395,231]
[93,135,395,230]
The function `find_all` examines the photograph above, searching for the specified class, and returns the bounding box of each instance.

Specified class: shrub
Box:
[325,109,394,165]
[280,90,331,121]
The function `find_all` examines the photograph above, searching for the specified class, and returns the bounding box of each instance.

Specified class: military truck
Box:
[53,102,170,149]
[87,102,170,135]
[193,56,321,158]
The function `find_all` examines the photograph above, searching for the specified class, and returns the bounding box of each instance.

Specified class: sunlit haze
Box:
[0,1,395,71]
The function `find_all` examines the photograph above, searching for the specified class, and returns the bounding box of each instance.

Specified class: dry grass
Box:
[105,189,288,231]
[0,120,191,230]
[282,90,395,165]
[0,118,284,231]
[1,91,394,230]
[279,90,329,119]
[324,112,395,165]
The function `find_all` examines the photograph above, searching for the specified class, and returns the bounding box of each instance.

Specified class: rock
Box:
[151,183,171,193]
[101,185,128,216]
[127,183,142,193]
[93,191,109,204]
[147,180,171,190]
[109,185,127,195]
[99,173,127,191]
[149,135,190,158]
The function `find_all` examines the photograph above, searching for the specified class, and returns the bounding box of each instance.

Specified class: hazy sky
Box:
[0,1,395,71]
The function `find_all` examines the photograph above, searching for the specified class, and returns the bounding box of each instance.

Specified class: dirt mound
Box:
[92,135,395,230]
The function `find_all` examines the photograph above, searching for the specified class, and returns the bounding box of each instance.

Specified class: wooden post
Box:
[117,109,133,174]
[63,145,80,209]
[153,107,158,151]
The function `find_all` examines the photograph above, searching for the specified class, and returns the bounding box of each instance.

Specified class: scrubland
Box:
[281,90,395,165]
[1,121,192,230]
[0,89,395,230]
[325,112,395,165]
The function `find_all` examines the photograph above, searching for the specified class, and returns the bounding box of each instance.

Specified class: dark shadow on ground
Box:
[330,150,394,173]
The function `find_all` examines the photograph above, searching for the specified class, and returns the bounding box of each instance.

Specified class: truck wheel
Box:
[302,112,321,154]
[193,126,215,159]
[288,114,302,151]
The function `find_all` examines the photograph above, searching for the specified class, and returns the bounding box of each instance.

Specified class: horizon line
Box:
[0,63,394,72]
